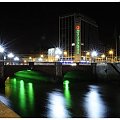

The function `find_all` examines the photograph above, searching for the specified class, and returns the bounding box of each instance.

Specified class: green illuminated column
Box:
[75,25,81,62]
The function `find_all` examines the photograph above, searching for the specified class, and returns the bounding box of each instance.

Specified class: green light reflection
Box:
[12,78,17,85]
[28,83,34,112]
[63,80,72,108]
[19,80,26,115]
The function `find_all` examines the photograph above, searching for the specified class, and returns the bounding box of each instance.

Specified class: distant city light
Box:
[72,43,75,46]
[64,51,67,56]
[0,45,4,53]
[91,51,98,57]
[101,54,105,58]
[109,50,113,55]
[55,47,62,55]
[40,54,44,58]
[55,55,60,59]
[14,57,19,61]
[7,53,14,58]
[38,58,43,61]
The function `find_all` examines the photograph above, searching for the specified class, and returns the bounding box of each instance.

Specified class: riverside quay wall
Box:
[96,63,120,81]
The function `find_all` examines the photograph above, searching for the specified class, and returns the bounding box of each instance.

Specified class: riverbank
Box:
[0,101,20,118]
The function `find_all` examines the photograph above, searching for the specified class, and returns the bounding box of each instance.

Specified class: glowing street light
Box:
[64,51,67,56]
[91,51,98,57]
[109,50,113,63]
[86,52,90,61]
[0,45,4,53]
[7,52,14,65]
[40,54,44,58]
[14,56,19,61]
[7,53,14,58]
[91,51,98,63]
[101,54,105,62]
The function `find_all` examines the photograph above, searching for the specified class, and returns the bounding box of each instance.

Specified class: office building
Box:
[59,13,101,62]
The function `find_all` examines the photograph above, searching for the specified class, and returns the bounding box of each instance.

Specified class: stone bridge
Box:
[0,62,94,84]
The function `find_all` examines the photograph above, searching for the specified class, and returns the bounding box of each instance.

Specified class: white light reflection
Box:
[47,91,70,118]
[0,95,12,107]
[84,85,106,118]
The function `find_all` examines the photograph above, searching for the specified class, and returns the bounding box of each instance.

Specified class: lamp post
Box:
[109,50,113,63]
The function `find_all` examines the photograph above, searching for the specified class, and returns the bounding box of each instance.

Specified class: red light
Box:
[75,25,80,30]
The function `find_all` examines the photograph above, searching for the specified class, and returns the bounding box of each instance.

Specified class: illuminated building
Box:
[48,48,62,62]
[59,13,100,62]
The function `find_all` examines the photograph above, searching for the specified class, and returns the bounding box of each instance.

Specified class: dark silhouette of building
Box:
[59,13,101,62]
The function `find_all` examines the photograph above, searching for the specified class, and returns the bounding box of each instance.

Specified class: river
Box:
[0,71,120,118]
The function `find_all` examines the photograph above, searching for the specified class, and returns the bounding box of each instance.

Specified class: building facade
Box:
[59,13,101,62]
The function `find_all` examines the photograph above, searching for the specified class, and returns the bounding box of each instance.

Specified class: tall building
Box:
[59,13,100,62]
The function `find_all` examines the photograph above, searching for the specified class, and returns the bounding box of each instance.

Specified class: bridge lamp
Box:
[109,50,113,63]
[91,51,98,57]
[91,51,98,63]
[7,53,14,65]
[7,53,14,58]
[0,45,4,53]
[101,54,106,62]
[14,57,19,61]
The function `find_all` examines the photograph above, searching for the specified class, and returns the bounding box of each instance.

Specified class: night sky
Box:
[0,2,120,54]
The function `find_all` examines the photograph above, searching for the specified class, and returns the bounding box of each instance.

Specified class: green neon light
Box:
[76,29,81,54]
[63,80,72,108]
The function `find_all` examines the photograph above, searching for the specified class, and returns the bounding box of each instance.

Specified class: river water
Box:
[0,74,120,118]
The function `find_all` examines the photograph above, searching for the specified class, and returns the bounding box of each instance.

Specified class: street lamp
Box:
[109,50,113,63]
[7,52,14,65]
[101,54,105,62]
[0,45,4,53]
[86,52,90,61]
[91,51,98,63]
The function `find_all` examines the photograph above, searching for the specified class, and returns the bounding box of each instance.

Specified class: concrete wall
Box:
[96,63,120,81]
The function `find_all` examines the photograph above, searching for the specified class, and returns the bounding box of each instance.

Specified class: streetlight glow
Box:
[0,45,4,53]
[7,53,14,58]
[109,50,114,63]
[91,51,98,57]
[14,57,19,61]
[55,47,62,55]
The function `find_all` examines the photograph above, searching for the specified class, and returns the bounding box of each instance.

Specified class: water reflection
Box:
[3,76,120,118]
[84,85,107,118]
[47,90,71,118]
[27,83,34,112]
[19,80,27,115]
[63,80,72,108]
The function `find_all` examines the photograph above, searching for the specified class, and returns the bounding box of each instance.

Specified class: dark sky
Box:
[0,2,120,54]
